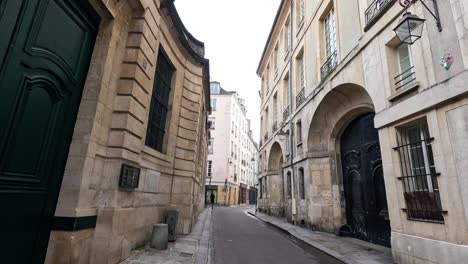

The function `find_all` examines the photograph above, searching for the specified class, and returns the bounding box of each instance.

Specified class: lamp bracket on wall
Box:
[399,0,442,32]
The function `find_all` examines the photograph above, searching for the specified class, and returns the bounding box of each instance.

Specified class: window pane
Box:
[146,50,173,152]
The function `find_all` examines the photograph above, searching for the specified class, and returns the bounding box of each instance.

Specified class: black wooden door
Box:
[0,0,99,262]
[341,113,391,247]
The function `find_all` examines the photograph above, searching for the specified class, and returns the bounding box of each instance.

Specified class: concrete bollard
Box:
[150,223,168,250]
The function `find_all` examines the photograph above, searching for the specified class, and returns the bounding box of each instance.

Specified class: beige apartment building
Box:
[206,82,259,206]
[257,0,468,263]
[0,0,210,263]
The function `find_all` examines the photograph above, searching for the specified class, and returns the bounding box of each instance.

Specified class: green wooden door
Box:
[0,0,99,262]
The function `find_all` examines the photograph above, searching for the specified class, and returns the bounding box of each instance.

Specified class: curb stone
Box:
[247,211,362,264]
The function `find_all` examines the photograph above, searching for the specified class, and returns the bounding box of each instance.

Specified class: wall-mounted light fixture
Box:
[394,0,442,45]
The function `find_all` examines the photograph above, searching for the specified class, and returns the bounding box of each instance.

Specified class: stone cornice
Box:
[160,0,211,112]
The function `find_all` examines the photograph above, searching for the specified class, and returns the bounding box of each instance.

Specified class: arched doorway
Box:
[266,142,285,216]
[341,113,391,247]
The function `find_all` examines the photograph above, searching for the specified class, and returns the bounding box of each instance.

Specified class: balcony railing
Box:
[321,51,338,79]
[264,132,269,142]
[283,106,290,122]
[272,121,278,134]
[365,0,394,31]
[296,88,306,109]
[394,66,416,90]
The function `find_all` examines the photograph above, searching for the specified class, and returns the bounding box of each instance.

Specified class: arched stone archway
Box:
[263,142,285,216]
[304,83,390,246]
[268,142,284,173]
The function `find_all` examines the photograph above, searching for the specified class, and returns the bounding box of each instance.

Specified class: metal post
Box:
[288,0,297,224]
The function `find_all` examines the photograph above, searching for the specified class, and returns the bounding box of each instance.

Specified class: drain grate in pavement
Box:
[178,252,193,257]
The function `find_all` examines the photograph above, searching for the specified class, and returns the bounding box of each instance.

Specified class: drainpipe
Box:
[287,0,297,224]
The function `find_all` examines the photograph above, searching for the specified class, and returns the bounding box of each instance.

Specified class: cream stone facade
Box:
[41,0,210,263]
[206,82,259,206]
[257,0,468,263]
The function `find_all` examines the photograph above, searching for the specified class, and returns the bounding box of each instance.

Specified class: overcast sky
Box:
[175,0,282,142]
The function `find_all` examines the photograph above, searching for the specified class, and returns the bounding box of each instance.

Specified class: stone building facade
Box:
[0,0,210,263]
[206,82,259,206]
[257,0,468,263]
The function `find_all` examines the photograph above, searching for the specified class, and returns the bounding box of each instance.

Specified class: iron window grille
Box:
[296,88,306,108]
[393,122,446,223]
[364,0,394,31]
[394,66,416,90]
[146,50,173,152]
[321,51,338,79]
[283,106,290,122]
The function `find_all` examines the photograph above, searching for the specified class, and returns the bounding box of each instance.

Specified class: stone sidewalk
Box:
[247,209,394,264]
[120,207,212,264]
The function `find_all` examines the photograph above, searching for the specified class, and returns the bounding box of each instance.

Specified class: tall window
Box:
[299,56,305,90]
[296,121,302,144]
[274,44,279,74]
[146,50,174,152]
[284,17,291,53]
[209,117,215,130]
[395,120,444,222]
[273,93,278,126]
[324,8,337,58]
[208,138,214,154]
[210,82,221,94]
[297,0,305,26]
[259,178,263,198]
[395,43,416,90]
[287,172,292,198]
[210,98,217,111]
[207,161,212,178]
[298,168,305,199]
[266,65,270,94]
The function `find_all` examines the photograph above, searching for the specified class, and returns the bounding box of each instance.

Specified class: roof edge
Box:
[161,0,211,113]
[256,0,286,76]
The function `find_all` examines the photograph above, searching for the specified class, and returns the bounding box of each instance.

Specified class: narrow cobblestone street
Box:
[211,206,343,264]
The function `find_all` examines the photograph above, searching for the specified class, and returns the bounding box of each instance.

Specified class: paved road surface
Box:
[211,206,343,264]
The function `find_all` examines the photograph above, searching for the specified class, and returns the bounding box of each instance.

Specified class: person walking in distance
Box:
[210,192,215,209]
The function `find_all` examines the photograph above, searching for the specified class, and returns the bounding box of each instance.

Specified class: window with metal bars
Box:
[287,172,292,199]
[146,50,174,152]
[394,120,445,222]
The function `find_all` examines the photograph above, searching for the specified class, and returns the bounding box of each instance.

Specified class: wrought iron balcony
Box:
[365,0,395,31]
[272,121,278,134]
[283,106,290,122]
[320,51,338,79]
[264,132,269,142]
[394,66,416,90]
[296,88,306,109]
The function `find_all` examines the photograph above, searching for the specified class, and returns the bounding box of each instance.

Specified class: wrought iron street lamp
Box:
[394,0,442,45]
[394,12,425,44]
